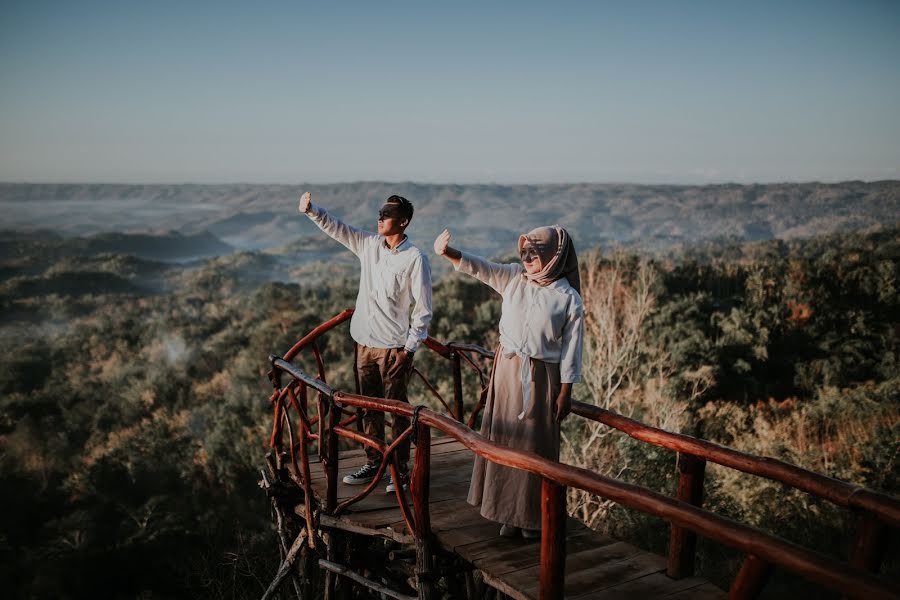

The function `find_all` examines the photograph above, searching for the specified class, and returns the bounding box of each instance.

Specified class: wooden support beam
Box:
[540,479,567,600]
[324,394,341,600]
[464,571,478,600]
[452,353,464,422]
[261,528,307,600]
[324,531,342,600]
[325,398,339,513]
[318,513,413,544]
[729,554,773,600]
[668,453,706,578]
[319,559,418,600]
[413,423,435,600]
[850,511,887,574]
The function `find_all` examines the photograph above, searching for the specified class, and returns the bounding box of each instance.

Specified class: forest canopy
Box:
[0,223,897,598]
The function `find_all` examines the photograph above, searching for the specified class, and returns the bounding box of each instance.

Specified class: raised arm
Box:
[299,191,373,256]
[433,229,521,294]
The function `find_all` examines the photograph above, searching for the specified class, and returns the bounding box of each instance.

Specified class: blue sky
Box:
[1,0,898,184]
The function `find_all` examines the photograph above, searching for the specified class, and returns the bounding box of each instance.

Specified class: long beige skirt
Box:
[467,346,561,530]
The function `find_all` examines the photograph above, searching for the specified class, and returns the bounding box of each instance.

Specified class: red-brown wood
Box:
[412,424,431,537]
[668,453,706,578]
[850,511,887,573]
[412,367,453,415]
[325,397,339,514]
[421,336,453,359]
[451,353,464,422]
[283,309,354,361]
[281,399,299,476]
[269,316,900,600]
[413,424,435,600]
[540,479,567,600]
[466,386,488,430]
[332,427,414,516]
[269,392,283,449]
[570,401,900,528]
[323,390,898,600]
[729,554,773,600]
[291,385,316,548]
[389,454,416,535]
[311,339,327,383]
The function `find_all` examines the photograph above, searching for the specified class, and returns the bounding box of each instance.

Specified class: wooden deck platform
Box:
[303,437,725,600]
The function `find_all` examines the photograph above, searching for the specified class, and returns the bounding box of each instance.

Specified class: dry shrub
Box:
[700,382,899,533]
[561,251,898,591]
[562,250,684,527]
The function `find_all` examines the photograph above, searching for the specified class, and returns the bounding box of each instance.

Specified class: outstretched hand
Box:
[434,229,452,256]
[298,191,311,214]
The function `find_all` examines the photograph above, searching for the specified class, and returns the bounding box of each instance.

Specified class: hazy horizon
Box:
[2,176,900,187]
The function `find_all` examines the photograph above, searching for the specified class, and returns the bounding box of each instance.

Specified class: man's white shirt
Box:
[305,203,433,352]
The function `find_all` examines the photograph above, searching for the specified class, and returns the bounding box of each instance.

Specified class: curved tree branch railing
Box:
[264,309,899,600]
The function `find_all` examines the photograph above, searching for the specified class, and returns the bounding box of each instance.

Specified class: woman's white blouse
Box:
[455,251,584,384]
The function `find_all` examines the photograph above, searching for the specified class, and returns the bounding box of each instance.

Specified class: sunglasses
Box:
[520,246,539,262]
[378,209,402,221]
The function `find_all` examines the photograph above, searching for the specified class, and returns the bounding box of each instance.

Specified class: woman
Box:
[433,226,584,538]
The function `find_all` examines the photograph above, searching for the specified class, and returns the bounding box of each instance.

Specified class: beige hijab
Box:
[517,225,580,294]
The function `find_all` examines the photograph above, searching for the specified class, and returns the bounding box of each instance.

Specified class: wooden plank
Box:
[296,437,728,600]
[495,543,666,600]
[310,460,472,508]
[662,582,727,599]
[317,513,412,544]
[457,526,603,569]
[383,497,483,539]
[334,506,404,529]
[328,478,469,516]
[438,519,506,552]
[576,573,710,599]
[310,444,472,488]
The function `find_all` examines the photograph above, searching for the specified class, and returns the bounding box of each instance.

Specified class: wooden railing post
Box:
[325,396,339,514]
[324,395,341,600]
[667,453,706,578]
[412,423,435,600]
[729,554,773,600]
[540,479,566,600]
[850,511,887,573]
[451,352,464,422]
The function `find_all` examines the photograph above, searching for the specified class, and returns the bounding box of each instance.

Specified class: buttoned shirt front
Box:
[306,203,433,352]
[455,251,584,383]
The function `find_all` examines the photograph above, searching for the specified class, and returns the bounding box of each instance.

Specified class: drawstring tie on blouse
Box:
[500,338,532,420]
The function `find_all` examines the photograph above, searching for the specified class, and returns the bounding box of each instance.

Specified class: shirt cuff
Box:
[454,251,474,274]
[305,202,324,221]
[560,372,581,384]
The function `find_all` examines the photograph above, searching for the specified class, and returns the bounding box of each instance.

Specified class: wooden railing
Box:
[264,309,899,600]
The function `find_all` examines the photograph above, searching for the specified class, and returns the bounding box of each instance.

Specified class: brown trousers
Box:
[356,344,413,469]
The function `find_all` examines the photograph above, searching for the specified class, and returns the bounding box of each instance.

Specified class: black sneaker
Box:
[342,463,382,485]
[385,471,409,493]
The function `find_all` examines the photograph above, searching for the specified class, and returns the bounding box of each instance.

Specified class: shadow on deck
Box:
[305,437,724,600]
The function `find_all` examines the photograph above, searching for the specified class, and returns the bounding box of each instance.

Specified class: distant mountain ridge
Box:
[0,230,232,268]
[2,181,898,260]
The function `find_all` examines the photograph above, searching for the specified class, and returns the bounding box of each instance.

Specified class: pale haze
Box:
[1,0,898,184]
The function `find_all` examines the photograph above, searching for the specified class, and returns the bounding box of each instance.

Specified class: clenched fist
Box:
[298,191,311,214]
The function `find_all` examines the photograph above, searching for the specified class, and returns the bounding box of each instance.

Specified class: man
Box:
[299,191,432,492]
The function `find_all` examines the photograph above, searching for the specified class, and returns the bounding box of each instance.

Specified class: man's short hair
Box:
[386,195,414,223]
